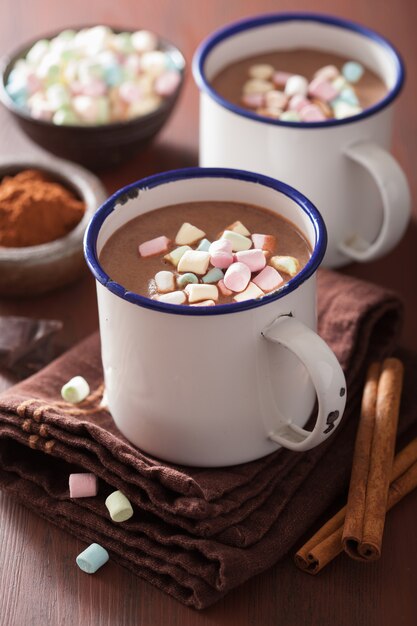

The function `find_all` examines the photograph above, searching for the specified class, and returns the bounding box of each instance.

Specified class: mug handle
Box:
[261,315,347,451]
[338,141,411,262]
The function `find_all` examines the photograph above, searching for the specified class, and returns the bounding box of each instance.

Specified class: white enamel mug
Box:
[193,13,411,268]
[84,168,346,467]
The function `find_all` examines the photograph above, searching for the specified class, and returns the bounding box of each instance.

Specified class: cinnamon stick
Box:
[343,358,404,560]
[295,431,417,574]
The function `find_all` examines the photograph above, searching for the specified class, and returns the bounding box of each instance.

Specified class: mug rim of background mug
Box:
[84,167,327,316]
[192,11,405,130]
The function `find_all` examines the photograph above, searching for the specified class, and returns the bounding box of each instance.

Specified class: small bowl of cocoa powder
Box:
[0,156,107,295]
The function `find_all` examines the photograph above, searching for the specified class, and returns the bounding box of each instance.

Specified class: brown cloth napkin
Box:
[0,269,416,609]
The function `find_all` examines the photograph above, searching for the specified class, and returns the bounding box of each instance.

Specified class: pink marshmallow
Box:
[155,71,181,97]
[253,265,284,292]
[210,250,234,269]
[209,239,233,254]
[241,93,265,109]
[299,104,326,122]
[138,235,170,257]
[273,71,292,87]
[69,473,98,498]
[308,77,339,102]
[218,279,233,296]
[235,249,266,273]
[119,81,143,103]
[224,262,251,293]
[288,94,310,112]
[251,234,277,255]
[82,79,107,97]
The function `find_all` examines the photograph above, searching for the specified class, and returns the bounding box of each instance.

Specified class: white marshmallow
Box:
[270,255,300,277]
[284,75,309,97]
[243,78,274,95]
[155,270,175,293]
[157,291,186,305]
[175,222,206,245]
[222,230,252,252]
[185,284,219,303]
[177,250,210,275]
[248,64,274,80]
[233,282,264,303]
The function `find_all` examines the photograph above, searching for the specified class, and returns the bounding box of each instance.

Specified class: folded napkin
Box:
[0,269,416,609]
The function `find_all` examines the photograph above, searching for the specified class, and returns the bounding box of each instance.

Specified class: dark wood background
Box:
[0,1,416,625]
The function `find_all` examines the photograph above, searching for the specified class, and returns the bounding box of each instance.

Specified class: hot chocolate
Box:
[211,49,387,122]
[99,200,311,306]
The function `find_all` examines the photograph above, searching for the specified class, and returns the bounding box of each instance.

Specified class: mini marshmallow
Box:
[196,238,211,252]
[209,239,233,254]
[284,75,308,97]
[248,64,274,80]
[332,75,348,92]
[235,249,266,273]
[131,29,158,53]
[218,279,233,297]
[270,255,300,277]
[164,245,191,267]
[243,78,274,95]
[233,282,264,302]
[190,300,216,307]
[241,93,265,109]
[76,543,109,574]
[314,65,340,82]
[342,61,364,83]
[139,235,170,257]
[224,262,251,293]
[308,77,339,102]
[154,71,181,97]
[339,87,360,106]
[222,230,252,252]
[176,273,198,288]
[251,234,276,255]
[61,376,90,403]
[224,221,251,237]
[265,90,287,110]
[272,71,292,87]
[332,100,362,119]
[157,291,187,304]
[257,106,282,119]
[202,268,224,284]
[69,473,98,498]
[185,284,219,303]
[105,490,134,522]
[175,222,206,245]
[155,270,175,293]
[288,94,310,112]
[210,251,234,269]
[252,265,284,292]
[299,104,326,122]
[177,250,210,275]
[280,110,300,122]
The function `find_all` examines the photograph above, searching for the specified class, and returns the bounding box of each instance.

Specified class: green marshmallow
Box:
[105,490,133,522]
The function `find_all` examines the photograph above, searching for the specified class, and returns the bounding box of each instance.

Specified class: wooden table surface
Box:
[0,1,416,625]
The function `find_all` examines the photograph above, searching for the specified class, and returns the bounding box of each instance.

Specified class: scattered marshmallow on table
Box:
[76,543,109,574]
[61,376,90,403]
[139,235,170,258]
[105,490,134,522]
[69,473,98,498]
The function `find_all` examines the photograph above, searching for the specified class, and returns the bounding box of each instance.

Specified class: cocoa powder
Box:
[0,169,85,247]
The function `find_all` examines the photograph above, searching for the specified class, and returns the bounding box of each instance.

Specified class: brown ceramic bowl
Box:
[0,27,186,170]
[0,155,107,296]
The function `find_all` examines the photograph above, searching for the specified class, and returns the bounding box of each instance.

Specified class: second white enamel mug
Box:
[193,13,411,268]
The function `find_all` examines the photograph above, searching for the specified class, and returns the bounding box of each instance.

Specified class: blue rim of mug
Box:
[192,12,405,129]
[84,167,327,316]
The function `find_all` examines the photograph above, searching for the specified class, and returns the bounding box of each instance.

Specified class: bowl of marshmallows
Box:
[0,26,185,169]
